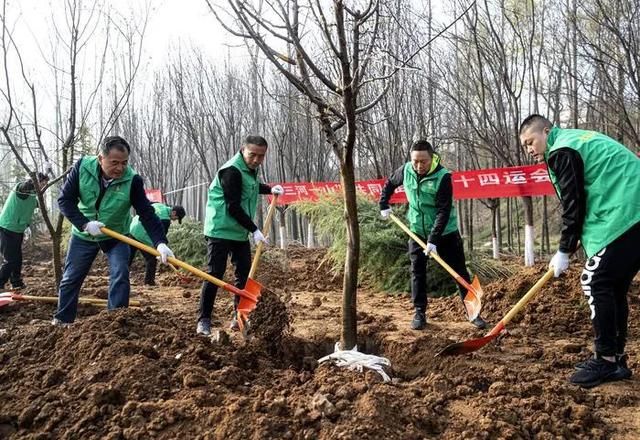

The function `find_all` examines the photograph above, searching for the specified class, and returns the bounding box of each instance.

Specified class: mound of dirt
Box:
[256,246,343,292]
[247,288,290,352]
[0,252,638,439]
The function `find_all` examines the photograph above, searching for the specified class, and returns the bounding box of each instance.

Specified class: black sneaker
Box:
[576,354,633,380]
[196,319,211,336]
[614,354,632,380]
[569,357,619,388]
[411,310,427,330]
[470,316,488,329]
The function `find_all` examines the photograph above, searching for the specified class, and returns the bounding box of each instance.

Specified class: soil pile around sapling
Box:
[0,252,638,439]
[247,288,290,351]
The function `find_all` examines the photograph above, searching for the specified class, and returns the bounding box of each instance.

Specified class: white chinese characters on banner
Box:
[528,168,551,183]
[454,175,475,188]
[478,173,500,186]
[503,170,527,184]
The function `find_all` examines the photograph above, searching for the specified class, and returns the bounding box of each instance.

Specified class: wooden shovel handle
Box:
[13,294,141,307]
[249,195,279,279]
[389,214,476,292]
[100,227,255,300]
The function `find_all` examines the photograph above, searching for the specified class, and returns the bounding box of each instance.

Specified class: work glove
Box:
[156,243,174,264]
[83,221,105,237]
[549,250,570,277]
[271,185,284,195]
[423,242,437,256]
[252,229,269,245]
[380,208,392,219]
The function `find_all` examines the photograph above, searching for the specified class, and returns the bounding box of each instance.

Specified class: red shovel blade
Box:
[236,278,263,333]
[463,276,483,321]
[435,322,506,356]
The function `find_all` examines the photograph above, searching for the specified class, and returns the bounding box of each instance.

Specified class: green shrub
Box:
[166,219,207,266]
[295,193,462,296]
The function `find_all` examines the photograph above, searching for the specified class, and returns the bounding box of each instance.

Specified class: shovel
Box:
[99,227,261,324]
[389,214,483,320]
[237,194,279,330]
[0,292,142,308]
[435,268,554,356]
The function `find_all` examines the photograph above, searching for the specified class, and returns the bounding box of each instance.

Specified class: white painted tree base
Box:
[524,225,535,266]
[279,225,286,249]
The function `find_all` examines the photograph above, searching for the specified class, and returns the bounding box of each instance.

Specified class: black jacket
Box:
[547,148,586,253]
[379,163,453,246]
[58,157,167,250]
[218,167,272,233]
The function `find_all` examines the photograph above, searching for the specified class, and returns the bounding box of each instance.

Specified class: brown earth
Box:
[1,244,639,439]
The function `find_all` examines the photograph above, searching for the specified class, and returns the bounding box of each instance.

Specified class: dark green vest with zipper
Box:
[130,203,171,246]
[72,156,135,241]
[403,162,458,238]
[0,184,38,233]
[545,126,640,258]
[204,152,259,241]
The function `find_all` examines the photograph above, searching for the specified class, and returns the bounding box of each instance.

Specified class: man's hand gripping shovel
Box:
[388,214,483,321]
[99,228,261,323]
[237,194,279,334]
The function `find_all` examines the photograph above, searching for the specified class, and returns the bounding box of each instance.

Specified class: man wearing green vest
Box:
[0,172,49,290]
[520,114,640,388]
[53,136,174,325]
[129,202,186,285]
[379,140,488,331]
[197,135,283,336]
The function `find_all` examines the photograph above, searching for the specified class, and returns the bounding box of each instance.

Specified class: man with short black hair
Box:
[129,203,186,285]
[0,172,49,289]
[379,140,487,331]
[196,135,284,336]
[53,136,174,324]
[520,114,640,388]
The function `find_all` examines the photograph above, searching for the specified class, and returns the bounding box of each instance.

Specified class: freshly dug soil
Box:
[0,247,638,439]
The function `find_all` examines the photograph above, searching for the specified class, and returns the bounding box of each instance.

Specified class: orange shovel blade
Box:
[463,276,483,321]
[436,322,505,356]
[0,292,13,307]
[235,278,263,332]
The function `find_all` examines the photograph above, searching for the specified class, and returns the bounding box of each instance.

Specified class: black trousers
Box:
[0,227,25,288]
[409,231,471,314]
[582,221,640,357]
[128,246,158,285]
[198,237,251,321]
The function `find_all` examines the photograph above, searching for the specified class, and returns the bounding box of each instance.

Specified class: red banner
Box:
[145,189,164,203]
[271,164,556,205]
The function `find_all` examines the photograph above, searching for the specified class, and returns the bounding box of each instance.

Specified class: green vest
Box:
[72,156,135,241]
[0,184,38,233]
[403,162,459,238]
[130,203,171,246]
[204,152,259,241]
[545,126,640,258]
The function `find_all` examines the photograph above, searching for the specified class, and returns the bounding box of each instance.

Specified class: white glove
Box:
[380,208,392,219]
[271,185,284,195]
[156,243,174,264]
[252,229,269,245]
[549,251,570,277]
[84,221,105,236]
[423,242,437,256]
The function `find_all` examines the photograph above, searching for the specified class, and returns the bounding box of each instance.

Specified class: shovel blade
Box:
[244,277,262,299]
[435,321,505,357]
[0,297,13,307]
[463,276,483,321]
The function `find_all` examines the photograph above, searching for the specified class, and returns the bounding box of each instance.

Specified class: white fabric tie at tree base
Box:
[318,342,392,382]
